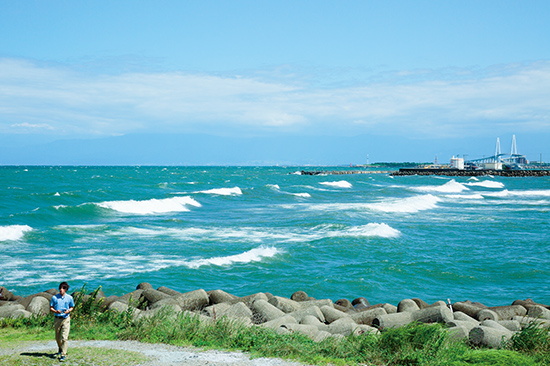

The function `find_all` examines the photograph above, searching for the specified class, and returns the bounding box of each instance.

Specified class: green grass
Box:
[0,346,149,366]
[2,286,549,365]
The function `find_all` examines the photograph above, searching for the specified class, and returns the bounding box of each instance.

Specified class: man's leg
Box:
[59,317,71,356]
[54,317,63,353]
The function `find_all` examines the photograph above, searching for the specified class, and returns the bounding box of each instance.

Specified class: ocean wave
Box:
[292,192,311,198]
[483,189,550,198]
[185,246,281,269]
[412,180,468,193]
[465,181,505,189]
[320,181,352,188]
[96,196,201,214]
[267,184,280,190]
[367,194,441,213]
[196,187,242,196]
[0,225,33,241]
[444,194,485,200]
[326,223,400,238]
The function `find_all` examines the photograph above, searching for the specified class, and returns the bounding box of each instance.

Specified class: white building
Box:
[450,156,464,170]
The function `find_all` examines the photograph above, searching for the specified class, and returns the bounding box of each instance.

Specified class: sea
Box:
[1,166,549,306]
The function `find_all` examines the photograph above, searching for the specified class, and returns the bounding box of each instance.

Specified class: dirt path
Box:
[2,340,307,365]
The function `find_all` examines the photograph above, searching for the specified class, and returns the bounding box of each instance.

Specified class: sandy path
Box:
[2,340,307,365]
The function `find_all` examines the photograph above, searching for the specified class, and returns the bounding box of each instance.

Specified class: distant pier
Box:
[298,170,390,175]
[391,168,550,177]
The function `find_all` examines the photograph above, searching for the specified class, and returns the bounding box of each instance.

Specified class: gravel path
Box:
[3,340,307,365]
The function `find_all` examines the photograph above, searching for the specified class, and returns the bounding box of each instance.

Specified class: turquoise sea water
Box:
[1,166,549,306]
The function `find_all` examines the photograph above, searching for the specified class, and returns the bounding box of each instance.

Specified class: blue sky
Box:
[1,1,549,164]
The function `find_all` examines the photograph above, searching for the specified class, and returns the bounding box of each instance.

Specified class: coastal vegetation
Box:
[1,286,549,366]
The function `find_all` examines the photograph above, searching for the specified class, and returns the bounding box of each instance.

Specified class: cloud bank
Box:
[1,58,549,138]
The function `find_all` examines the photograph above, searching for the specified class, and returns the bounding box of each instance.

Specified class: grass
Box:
[0,346,149,366]
[1,286,549,365]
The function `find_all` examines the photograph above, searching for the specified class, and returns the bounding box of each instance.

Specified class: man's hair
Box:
[59,282,69,291]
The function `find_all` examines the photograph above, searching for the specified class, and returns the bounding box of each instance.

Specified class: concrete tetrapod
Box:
[268,296,302,313]
[321,305,351,323]
[175,289,209,311]
[478,305,527,321]
[527,305,550,320]
[350,307,387,325]
[251,299,285,323]
[469,326,513,349]
[207,289,239,304]
[397,299,420,313]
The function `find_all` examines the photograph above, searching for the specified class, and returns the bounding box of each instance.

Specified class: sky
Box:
[1,0,550,165]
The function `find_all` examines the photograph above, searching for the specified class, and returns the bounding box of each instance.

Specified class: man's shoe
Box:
[59,356,66,362]
[53,352,60,359]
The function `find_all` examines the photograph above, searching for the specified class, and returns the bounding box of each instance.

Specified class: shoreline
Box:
[2,284,549,348]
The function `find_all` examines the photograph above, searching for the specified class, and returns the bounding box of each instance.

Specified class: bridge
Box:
[465,135,528,168]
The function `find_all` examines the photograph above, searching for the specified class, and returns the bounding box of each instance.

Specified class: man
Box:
[50,282,75,362]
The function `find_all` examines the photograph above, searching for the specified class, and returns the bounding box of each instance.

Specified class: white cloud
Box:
[0,58,549,137]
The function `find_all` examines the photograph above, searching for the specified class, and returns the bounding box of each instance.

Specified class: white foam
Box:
[367,194,441,213]
[267,184,280,190]
[197,187,242,196]
[412,180,468,193]
[465,181,505,189]
[468,177,479,181]
[292,192,311,198]
[328,223,400,238]
[0,225,32,241]
[291,171,302,175]
[185,246,281,269]
[96,196,201,214]
[444,194,485,200]
[483,189,550,198]
[54,192,60,196]
[320,181,352,188]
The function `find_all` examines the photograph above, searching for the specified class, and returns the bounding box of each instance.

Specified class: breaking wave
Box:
[96,196,201,214]
[465,181,505,189]
[367,194,441,213]
[185,246,281,269]
[196,187,242,196]
[483,189,550,198]
[0,225,33,241]
[320,181,352,188]
[412,180,468,193]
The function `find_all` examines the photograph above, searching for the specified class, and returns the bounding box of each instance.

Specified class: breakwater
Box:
[391,168,550,177]
[298,170,390,175]
[2,284,549,348]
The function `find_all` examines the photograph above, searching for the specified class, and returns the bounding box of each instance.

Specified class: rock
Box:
[230,293,268,307]
[0,303,25,318]
[16,292,52,309]
[352,297,370,310]
[469,326,513,349]
[260,314,297,330]
[398,299,420,313]
[412,298,430,309]
[251,299,285,323]
[373,312,414,329]
[44,288,59,296]
[527,305,550,320]
[321,305,351,323]
[453,311,478,323]
[350,307,387,326]
[290,291,310,302]
[157,286,182,297]
[288,306,325,323]
[268,296,302,313]
[207,289,238,304]
[118,290,144,306]
[27,296,50,316]
[140,288,173,307]
[0,287,15,301]
[136,282,154,290]
[447,325,469,341]
[334,299,353,310]
[174,289,209,311]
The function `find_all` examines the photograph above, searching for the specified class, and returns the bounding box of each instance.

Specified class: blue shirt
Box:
[50,293,75,318]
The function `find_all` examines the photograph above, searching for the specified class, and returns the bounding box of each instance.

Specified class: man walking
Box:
[50,282,74,362]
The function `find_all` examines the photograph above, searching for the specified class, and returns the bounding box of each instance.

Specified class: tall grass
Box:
[2,287,549,365]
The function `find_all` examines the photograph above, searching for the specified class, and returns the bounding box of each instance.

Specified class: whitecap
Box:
[267,184,280,190]
[444,194,485,200]
[320,181,352,188]
[292,193,311,198]
[367,194,440,213]
[185,246,281,269]
[468,177,479,181]
[0,225,33,241]
[465,181,505,189]
[327,223,400,238]
[412,180,468,193]
[483,189,550,198]
[54,192,60,196]
[96,196,201,214]
[197,187,242,196]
